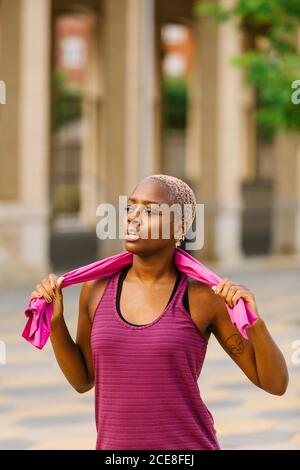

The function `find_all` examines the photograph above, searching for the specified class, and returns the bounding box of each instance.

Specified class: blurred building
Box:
[55,13,91,89]
[0,0,299,280]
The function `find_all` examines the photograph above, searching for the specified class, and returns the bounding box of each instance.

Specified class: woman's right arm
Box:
[31,275,95,393]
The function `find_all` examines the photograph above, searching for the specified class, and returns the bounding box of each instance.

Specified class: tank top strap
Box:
[170,269,188,310]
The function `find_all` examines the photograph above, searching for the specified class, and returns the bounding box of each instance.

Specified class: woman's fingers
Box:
[212,278,257,310]
[49,273,58,290]
[231,289,243,306]
[35,283,52,303]
[213,278,228,294]
[211,279,227,297]
[55,276,64,291]
[218,279,231,297]
[30,290,42,299]
[223,284,239,308]
[42,277,56,299]
[35,277,55,303]
[30,273,64,303]
[212,278,242,308]
[32,274,62,304]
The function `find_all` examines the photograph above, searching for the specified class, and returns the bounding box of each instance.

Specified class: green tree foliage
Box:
[52,70,82,133]
[196,0,300,142]
[162,77,188,129]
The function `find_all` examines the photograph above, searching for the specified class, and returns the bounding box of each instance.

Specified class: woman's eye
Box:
[147,207,162,216]
[145,207,160,215]
[125,205,160,216]
[126,205,143,215]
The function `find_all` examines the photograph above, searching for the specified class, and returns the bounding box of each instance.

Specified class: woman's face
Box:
[123,180,182,255]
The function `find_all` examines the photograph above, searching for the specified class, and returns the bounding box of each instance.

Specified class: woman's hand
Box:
[211,278,260,317]
[30,274,64,323]
[210,277,288,395]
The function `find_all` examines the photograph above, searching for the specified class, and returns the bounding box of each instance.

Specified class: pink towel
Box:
[22,247,258,349]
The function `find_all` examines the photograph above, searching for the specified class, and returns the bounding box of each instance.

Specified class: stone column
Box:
[0,0,21,202]
[99,0,155,258]
[197,1,244,265]
[0,0,51,282]
[215,8,243,265]
[98,0,128,258]
[18,0,51,272]
[271,29,300,256]
[153,17,163,174]
[125,0,155,194]
[272,132,300,255]
[185,23,202,187]
[80,13,106,229]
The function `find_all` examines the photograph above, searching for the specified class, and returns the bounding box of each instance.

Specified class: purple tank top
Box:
[91,267,221,450]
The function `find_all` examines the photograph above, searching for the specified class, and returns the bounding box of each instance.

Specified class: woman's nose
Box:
[127,206,142,223]
[127,216,140,230]
[127,214,141,233]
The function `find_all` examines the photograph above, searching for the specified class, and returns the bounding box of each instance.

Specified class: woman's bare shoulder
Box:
[80,276,111,322]
[186,277,215,299]
[184,277,216,339]
[186,277,217,316]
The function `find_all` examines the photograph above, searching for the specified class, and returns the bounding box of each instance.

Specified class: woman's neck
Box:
[128,248,178,284]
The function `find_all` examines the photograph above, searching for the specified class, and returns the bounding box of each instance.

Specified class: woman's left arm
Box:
[209,278,289,396]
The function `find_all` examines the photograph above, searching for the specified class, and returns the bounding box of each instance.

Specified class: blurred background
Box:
[0,0,299,450]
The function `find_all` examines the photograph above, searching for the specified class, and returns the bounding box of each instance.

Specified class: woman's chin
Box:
[124,239,143,253]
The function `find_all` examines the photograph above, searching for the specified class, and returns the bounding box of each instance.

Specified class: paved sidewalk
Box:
[0,261,299,450]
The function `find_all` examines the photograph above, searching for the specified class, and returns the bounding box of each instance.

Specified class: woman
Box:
[30,174,288,450]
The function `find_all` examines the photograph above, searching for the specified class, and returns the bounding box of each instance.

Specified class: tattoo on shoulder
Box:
[224,333,244,356]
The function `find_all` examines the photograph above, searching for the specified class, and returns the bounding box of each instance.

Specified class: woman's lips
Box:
[125,232,140,242]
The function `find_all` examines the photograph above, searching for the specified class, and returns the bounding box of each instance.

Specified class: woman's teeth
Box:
[125,231,140,241]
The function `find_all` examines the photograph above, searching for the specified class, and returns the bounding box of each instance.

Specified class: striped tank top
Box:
[91,265,221,450]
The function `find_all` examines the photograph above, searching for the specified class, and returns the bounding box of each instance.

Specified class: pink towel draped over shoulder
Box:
[22,247,258,350]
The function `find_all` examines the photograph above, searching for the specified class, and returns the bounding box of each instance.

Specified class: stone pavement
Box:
[0,258,299,450]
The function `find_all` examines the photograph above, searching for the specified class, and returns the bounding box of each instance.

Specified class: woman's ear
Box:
[173,219,182,241]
